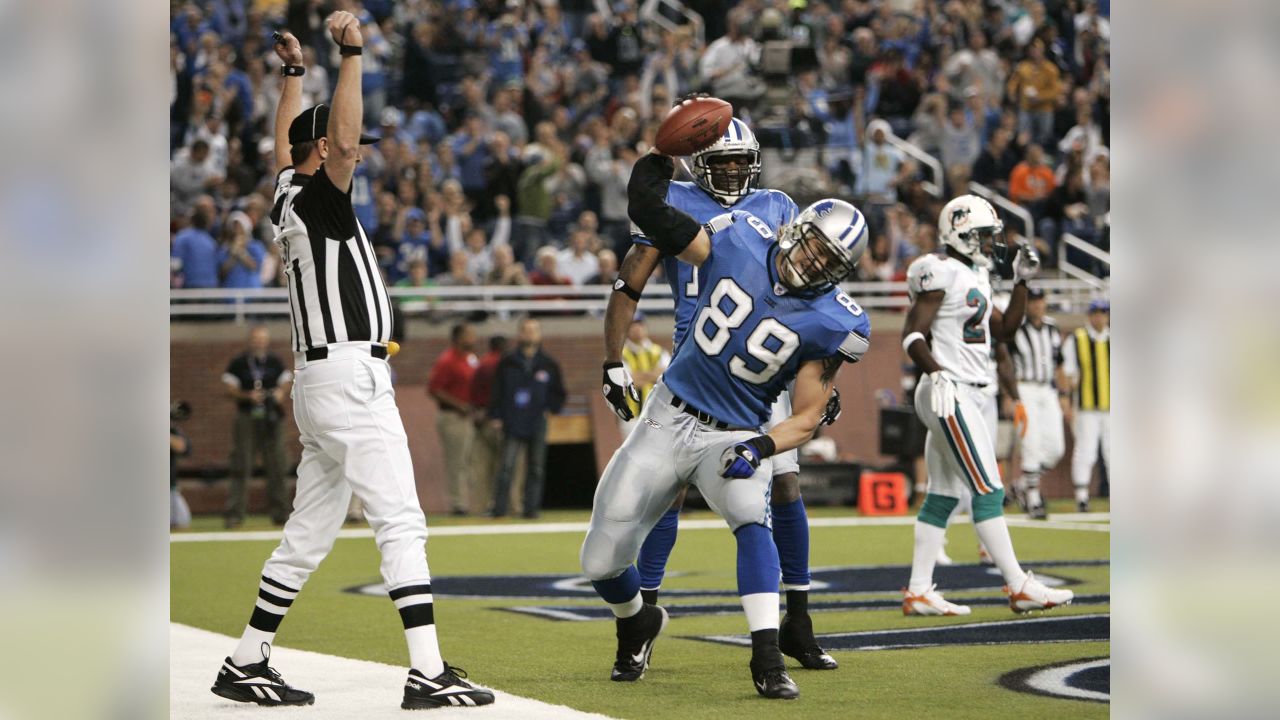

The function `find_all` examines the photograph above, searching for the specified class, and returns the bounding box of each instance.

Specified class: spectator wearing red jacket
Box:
[427,323,479,516]
[470,335,510,516]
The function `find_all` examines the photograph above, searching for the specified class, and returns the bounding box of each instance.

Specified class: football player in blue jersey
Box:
[580,149,870,699]
[601,116,840,672]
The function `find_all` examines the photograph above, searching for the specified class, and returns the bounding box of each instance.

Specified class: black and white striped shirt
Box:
[1011,317,1062,384]
[270,166,392,352]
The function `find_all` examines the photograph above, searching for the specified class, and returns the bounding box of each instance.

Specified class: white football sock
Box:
[406,625,445,678]
[740,592,781,632]
[908,521,947,594]
[608,592,643,619]
[973,516,1028,588]
[231,628,274,666]
[1026,486,1043,509]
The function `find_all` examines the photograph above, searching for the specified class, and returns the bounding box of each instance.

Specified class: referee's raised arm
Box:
[270,31,305,176]
[322,11,365,191]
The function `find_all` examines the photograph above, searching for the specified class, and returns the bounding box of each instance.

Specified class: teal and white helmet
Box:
[938,194,1005,269]
[687,117,761,206]
[776,199,869,295]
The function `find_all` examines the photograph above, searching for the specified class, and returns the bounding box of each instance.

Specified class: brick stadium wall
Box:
[172,313,1091,515]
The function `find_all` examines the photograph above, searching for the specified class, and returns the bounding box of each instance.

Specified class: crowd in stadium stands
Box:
[170,0,1109,292]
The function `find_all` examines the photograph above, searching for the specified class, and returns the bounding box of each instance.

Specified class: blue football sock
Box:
[637,508,680,590]
[592,565,641,605]
[735,523,781,596]
[771,498,810,588]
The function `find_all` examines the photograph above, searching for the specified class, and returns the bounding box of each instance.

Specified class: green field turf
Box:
[172,506,1109,719]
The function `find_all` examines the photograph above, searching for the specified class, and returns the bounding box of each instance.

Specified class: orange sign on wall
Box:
[858,471,908,516]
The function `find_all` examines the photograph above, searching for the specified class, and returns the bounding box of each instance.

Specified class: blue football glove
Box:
[716,438,762,476]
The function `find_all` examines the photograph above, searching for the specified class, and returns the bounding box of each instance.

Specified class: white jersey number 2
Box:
[694,278,799,384]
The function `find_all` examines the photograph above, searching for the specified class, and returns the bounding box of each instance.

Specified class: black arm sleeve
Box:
[626,153,701,256]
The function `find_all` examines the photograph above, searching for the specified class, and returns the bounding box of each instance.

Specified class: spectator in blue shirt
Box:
[451,114,491,208]
[218,220,265,289]
[172,196,221,289]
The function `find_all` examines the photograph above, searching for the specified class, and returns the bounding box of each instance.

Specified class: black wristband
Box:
[611,278,642,301]
[746,434,777,460]
[339,44,363,56]
[281,64,305,77]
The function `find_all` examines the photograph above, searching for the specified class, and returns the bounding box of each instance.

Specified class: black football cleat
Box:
[211,653,315,706]
[779,612,838,670]
[402,665,495,709]
[1028,503,1048,520]
[610,604,668,681]
[1077,500,1090,513]
[750,653,800,700]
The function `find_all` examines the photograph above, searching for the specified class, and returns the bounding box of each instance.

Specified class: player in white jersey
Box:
[899,195,1073,615]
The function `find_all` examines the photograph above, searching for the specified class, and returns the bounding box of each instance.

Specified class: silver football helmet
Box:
[776,198,869,295]
[938,194,1005,269]
[685,117,761,206]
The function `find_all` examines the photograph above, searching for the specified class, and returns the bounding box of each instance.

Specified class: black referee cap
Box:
[288,104,380,145]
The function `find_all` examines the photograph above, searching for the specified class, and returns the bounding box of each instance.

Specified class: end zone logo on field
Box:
[999,656,1110,704]
[345,560,1107,620]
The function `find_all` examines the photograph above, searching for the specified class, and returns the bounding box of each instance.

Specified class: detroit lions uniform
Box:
[582,212,870,577]
[632,182,802,474]
[906,253,1003,499]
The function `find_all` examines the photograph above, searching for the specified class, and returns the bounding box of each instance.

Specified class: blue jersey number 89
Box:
[694,277,799,384]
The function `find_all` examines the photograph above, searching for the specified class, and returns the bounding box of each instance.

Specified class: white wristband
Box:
[902,332,927,355]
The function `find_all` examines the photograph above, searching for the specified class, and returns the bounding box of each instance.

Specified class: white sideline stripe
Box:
[172,513,1109,543]
[174,623,614,719]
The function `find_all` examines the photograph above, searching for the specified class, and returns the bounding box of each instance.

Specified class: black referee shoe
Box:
[402,664,495,709]
[211,655,314,706]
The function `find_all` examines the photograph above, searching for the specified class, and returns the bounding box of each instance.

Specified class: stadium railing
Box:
[968,180,1037,242]
[1059,232,1111,289]
[170,279,1104,322]
[886,134,944,199]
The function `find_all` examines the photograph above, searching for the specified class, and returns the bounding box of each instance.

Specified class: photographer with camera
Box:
[221,325,293,528]
[171,400,193,530]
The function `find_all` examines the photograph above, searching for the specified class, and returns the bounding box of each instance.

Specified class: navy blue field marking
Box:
[695,613,1110,651]
[501,594,1111,622]
[999,656,1110,703]
[342,560,1108,600]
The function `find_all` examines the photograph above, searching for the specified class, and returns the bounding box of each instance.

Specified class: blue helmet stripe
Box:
[726,119,739,142]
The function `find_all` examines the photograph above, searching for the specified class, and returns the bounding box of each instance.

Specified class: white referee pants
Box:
[262,344,431,592]
[1071,410,1111,494]
[1018,382,1066,474]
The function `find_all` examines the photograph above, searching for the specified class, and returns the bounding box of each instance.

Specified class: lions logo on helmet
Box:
[776,198,869,296]
[938,195,1005,269]
[686,118,762,207]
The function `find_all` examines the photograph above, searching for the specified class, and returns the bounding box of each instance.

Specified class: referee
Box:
[210,16,493,710]
[1062,298,1110,512]
[1008,287,1066,519]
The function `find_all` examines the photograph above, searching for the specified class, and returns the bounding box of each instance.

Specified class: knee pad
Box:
[918,493,959,528]
[971,488,1005,523]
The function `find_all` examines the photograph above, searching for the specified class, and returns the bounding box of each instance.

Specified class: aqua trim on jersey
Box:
[661,212,871,429]
[632,182,799,347]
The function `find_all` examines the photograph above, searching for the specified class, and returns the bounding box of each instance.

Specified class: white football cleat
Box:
[903,585,971,616]
[935,546,954,566]
[977,545,995,565]
[1006,572,1074,613]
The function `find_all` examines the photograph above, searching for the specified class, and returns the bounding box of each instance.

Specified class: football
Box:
[654,97,733,156]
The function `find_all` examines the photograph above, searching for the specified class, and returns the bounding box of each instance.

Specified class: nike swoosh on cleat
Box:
[755,681,767,692]
[630,640,652,666]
